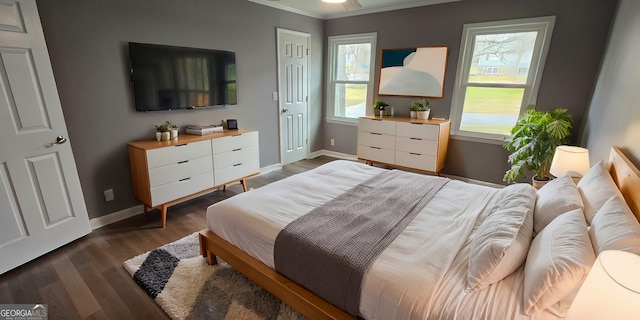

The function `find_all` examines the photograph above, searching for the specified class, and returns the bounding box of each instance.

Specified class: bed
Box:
[198,146,640,319]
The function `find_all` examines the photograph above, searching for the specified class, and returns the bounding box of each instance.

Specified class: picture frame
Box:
[378,46,448,98]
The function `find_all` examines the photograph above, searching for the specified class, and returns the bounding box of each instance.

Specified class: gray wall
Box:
[37,0,324,219]
[323,0,618,184]
[581,0,640,165]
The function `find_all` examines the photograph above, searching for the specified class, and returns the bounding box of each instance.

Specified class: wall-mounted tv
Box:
[129,42,237,111]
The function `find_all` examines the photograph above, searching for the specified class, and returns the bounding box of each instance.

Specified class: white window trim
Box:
[450,16,556,143]
[325,32,377,125]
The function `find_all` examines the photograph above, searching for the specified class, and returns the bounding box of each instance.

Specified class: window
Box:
[326,33,377,124]
[450,17,555,142]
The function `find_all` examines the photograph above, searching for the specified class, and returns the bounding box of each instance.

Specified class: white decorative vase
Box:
[416,110,430,120]
[156,131,162,141]
[377,109,384,117]
[170,128,179,140]
[410,111,417,119]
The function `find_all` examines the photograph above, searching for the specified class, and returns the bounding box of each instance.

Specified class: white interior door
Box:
[277,28,309,165]
[0,0,90,274]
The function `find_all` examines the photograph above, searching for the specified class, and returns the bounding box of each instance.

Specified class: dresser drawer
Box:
[147,140,211,168]
[395,136,438,156]
[357,145,395,164]
[357,131,395,150]
[214,146,259,169]
[395,151,436,172]
[215,159,260,185]
[213,131,259,154]
[396,122,439,140]
[150,171,215,206]
[359,118,396,135]
[148,155,213,188]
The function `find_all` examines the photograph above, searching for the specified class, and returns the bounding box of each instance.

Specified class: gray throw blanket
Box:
[273,169,449,316]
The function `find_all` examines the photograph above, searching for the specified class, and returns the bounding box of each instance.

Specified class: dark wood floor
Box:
[0,156,336,320]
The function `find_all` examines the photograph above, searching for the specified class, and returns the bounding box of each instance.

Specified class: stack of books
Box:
[185,125,224,135]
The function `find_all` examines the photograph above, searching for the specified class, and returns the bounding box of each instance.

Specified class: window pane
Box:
[336,43,372,81]
[460,87,524,135]
[334,83,367,118]
[468,32,537,84]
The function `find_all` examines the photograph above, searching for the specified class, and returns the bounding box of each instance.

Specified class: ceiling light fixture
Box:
[322,0,347,3]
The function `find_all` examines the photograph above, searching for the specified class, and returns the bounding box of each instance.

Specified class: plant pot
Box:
[156,131,162,141]
[170,128,179,140]
[416,110,430,120]
[532,176,550,189]
[161,131,170,141]
[377,109,385,117]
[410,111,417,119]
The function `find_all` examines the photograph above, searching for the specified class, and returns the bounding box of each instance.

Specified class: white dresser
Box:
[357,117,450,174]
[128,130,259,227]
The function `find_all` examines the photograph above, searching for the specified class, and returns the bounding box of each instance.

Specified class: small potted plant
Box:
[154,121,173,141]
[373,99,388,117]
[169,123,179,140]
[411,99,430,119]
[503,108,573,188]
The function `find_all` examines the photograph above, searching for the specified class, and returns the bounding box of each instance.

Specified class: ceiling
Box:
[247,0,461,20]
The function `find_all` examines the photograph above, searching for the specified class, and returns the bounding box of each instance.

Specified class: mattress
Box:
[206,160,560,319]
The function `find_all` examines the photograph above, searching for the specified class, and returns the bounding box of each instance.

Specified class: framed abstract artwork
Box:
[378,46,448,98]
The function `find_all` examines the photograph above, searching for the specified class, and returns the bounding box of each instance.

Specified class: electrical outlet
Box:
[104,189,114,202]
[272,91,278,101]
[330,139,335,146]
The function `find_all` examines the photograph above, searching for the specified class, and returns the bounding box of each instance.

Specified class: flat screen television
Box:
[129,42,237,111]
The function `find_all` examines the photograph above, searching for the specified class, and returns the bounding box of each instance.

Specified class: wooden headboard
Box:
[608,146,640,222]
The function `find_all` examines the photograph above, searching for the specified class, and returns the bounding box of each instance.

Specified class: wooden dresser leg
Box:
[143,205,148,216]
[161,204,168,228]
[240,179,248,192]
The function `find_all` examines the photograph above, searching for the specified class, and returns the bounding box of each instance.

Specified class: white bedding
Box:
[206,160,560,319]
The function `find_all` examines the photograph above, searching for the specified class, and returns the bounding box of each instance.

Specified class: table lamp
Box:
[566,250,640,320]
[550,145,590,179]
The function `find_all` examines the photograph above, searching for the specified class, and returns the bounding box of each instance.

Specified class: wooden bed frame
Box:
[199,146,640,320]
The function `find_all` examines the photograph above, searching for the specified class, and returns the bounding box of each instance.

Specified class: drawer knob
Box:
[410,138,423,141]
[179,177,191,182]
[232,148,242,152]
[175,144,188,147]
[233,163,243,167]
[177,160,189,164]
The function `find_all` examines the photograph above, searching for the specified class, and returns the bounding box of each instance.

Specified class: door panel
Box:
[278,29,309,165]
[0,0,90,274]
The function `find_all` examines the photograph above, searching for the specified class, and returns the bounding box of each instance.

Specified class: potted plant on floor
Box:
[503,108,573,188]
[373,99,388,117]
[411,99,430,119]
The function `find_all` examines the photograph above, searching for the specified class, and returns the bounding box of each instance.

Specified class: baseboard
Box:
[308,149,358,161]
[441,174,505,188]
[90,205,144,230]
[260,163,282,174]
[91,163,285,230]
[91,155,500,230]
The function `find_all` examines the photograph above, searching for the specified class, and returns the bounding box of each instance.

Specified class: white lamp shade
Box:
[566,250,640,320]
[550,145,590,178]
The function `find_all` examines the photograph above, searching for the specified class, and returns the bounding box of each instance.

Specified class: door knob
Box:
[54,136,67,145]
[282,108,289,113]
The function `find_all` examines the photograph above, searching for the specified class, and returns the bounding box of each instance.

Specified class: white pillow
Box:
[467,183,535,292]
[577,161,623,224]
[534,175,584,234]
[589,195,640,255]
[523,209,596,315]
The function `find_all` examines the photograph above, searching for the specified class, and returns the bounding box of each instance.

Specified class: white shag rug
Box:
[123,233,305,320]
